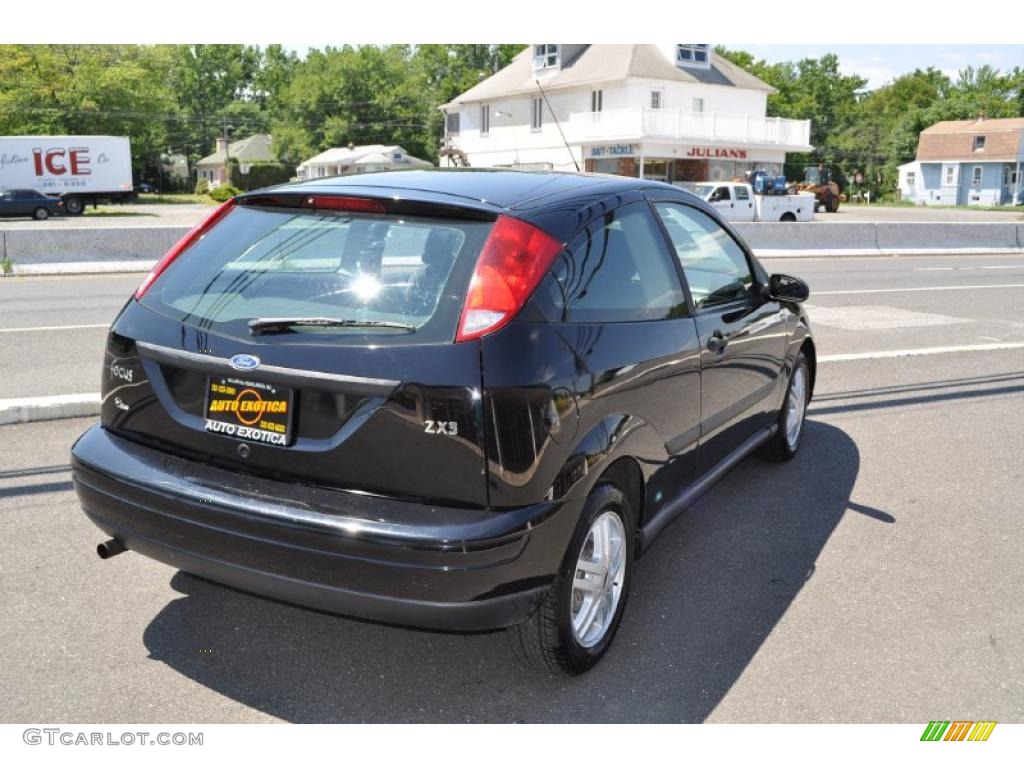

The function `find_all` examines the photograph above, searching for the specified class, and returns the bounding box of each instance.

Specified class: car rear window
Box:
[140,204,494,344]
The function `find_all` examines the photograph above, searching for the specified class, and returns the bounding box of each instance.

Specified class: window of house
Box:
[944,166,956,185]
[907,171,916,187]
[445,112,460,136]
[533,45,559,70]
[531,98,543,131]
[973,135,986,151]
[533,202,687,323]
[480,104,490,136]
[654,203,754,309]
[1003,166,1009,185]
[692,97,704,113]
[591,89,603,113]
[650,89,663,110]
[972,166,983,187]
[676,45,711,66]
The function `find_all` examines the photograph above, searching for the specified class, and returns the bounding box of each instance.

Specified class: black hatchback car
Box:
[72,170,814,674]
[0,188,64,219]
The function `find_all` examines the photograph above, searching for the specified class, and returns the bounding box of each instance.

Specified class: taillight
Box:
[134,198,236,300]
[455,215,562,343]
[304,196,385,214]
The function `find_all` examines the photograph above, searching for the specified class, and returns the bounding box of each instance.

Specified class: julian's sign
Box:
[685,147,748,159]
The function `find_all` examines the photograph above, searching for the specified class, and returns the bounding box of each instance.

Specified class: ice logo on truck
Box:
[32,147,92,176]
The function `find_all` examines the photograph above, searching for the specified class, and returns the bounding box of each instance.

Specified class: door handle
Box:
[707,330,728,355]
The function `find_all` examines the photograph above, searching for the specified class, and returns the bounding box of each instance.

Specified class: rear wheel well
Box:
[800,337,817,398]
[595,456,644,531]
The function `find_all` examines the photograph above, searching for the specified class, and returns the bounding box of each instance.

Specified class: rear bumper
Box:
[71,425,579,631]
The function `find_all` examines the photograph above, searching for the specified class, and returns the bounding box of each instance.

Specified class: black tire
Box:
[33,207,49,221]
[826,194,839,213]
[508,483,635,675]
[780,212,796,222]
[63,196,84,215]
[760,350,810,462]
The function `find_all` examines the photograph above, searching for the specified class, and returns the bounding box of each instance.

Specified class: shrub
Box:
[194,178,210,195]
[209,185,241,203]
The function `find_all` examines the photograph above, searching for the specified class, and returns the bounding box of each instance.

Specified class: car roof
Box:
[246,169,717,244]
[264,168,689,212]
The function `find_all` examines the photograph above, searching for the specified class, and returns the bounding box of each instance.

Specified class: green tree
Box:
[0,44,177,179]
[167,44,261,158]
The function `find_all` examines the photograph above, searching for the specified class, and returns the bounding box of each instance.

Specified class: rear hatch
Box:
[101,193,496,506]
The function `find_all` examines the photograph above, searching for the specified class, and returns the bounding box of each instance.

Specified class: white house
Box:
[297,144,432,180]
[440,44,813,184]
[898,118,1024,206]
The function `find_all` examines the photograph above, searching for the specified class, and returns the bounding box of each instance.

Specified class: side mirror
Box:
[766,273,809,303]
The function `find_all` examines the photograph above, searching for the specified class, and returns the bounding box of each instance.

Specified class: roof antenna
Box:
[536,79,580,172]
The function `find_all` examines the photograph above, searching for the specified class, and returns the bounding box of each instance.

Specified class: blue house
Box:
[898,117,1024,206]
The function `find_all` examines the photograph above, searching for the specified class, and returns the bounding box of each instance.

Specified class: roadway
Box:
[1,253,1022,722]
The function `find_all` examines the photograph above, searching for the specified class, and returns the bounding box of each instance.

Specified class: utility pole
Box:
[222,118,231,188]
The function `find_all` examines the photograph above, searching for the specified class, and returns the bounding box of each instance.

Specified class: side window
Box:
[734,186,750,201]
[538,202,686,322]
[712,186,731,202]
[654,202,754,309]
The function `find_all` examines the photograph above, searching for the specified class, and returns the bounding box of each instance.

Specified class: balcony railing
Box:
[565,108,812,149]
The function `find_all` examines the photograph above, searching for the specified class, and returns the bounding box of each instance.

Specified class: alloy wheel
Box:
[570,510,627,648]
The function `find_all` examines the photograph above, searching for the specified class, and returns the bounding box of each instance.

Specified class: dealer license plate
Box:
[204,376,294,446]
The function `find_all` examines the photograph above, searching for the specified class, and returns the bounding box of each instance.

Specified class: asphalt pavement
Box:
[0,203,213,229]
[0,200,1020,233]
[1,253,1022,722]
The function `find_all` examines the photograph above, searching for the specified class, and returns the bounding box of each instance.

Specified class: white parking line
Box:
[914,265,1024,271]
[0,323,108,334]
[820,341,1024,362]
[815,284,1024,296]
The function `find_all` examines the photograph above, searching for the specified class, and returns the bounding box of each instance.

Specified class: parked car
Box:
[134,182,158,195]
[71,170,815,675]
[0,188,64,220]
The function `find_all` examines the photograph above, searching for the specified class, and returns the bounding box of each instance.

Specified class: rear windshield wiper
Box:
[248,317,416,335]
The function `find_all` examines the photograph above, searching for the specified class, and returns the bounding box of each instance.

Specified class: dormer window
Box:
[676,44,711,69]
[973,135,986,151]
[534,44,559,70]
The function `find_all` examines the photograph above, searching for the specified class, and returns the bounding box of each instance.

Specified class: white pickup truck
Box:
[688,181,815,223]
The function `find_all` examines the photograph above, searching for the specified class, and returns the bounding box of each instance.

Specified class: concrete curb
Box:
[0,220,1020,275]
[11,260,155,276]
[0,393,101,425]
[753,248,1024,259]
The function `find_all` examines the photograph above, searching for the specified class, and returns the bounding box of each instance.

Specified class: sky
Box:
[738,45,1023,90]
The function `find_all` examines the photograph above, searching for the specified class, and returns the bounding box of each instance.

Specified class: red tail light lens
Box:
[134,198,236,300]
[304,196,386,214]
[455,215,563,342]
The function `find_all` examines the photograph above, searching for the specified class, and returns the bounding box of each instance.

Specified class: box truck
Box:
[0,135,134,215]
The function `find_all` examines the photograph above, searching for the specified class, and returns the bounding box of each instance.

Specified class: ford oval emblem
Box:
[229,353,261,371]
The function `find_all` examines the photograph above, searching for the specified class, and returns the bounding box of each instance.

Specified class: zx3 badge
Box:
[424,420,458,436]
